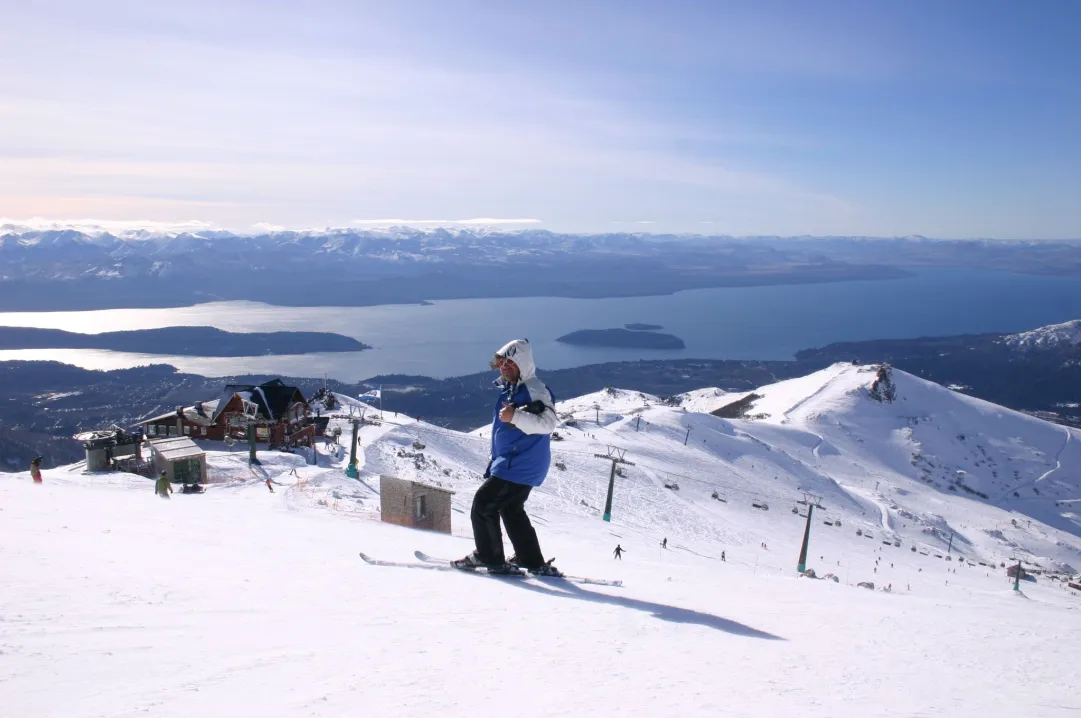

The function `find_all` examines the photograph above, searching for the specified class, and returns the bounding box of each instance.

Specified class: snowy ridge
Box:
[1004,319,1081,349]
[669,386,748,414]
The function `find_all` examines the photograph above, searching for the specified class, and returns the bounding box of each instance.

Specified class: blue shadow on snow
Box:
[506,577,784,641]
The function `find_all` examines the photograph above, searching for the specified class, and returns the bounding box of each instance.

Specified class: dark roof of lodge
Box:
[211,379,308,423]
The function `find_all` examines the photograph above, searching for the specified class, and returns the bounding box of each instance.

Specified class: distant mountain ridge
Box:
[5,226,1081,310]
[1005,319,1081,350]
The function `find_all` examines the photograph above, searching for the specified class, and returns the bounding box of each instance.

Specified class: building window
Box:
[200,426,207,436]
[184,425,191,435]
[147,425,156,436]
[415,495,427,520]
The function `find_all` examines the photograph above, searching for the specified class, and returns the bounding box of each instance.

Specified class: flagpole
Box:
[379,385,383,419]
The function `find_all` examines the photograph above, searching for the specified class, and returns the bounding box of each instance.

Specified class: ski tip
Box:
[413,550,427,561]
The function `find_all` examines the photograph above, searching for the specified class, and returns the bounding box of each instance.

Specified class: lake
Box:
[1,269,1080,381]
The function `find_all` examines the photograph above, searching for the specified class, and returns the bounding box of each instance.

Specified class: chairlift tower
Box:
[234,399,260,465]
[345,418,361,478]
[595,446,634,522]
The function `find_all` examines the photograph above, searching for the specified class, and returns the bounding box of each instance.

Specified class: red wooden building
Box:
[139,379,315,446]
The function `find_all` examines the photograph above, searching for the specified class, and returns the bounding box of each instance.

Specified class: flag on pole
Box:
[358,386,381,401]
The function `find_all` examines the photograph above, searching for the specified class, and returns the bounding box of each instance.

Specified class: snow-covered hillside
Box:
[5,369,1081,717]
[1005,319,1081,350]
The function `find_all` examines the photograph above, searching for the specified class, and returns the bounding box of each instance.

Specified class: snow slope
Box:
[5,374,1081,717]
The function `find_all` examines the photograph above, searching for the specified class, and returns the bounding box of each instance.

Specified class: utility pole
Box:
[684,427,691,446]
[595,446,634,522]
[1013,559,1022,592]
[595,405,600,424]
[947,531,955,555]
[635,415,641,432]
[797,504,815,573]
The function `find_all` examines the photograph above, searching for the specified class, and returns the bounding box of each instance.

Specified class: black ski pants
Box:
[470,476,545,569]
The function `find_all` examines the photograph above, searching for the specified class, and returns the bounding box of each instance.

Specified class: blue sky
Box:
[1,0,1078,237]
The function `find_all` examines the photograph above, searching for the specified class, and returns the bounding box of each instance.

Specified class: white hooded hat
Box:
[494,339,536,380]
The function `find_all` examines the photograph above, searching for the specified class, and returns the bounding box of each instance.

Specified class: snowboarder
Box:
[155,471,172,498]
[452,340,561,576]
[29,456,43,483]
[613,544,625,560]
[661,537,667,549]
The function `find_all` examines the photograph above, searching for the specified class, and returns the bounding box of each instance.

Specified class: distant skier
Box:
[613,544,625,560]
[265,478,274,493]
[29,456,43,483]
[155,471,172,498]
[661,537,667,549]
[452,340,561,577]
[721,550,726,562]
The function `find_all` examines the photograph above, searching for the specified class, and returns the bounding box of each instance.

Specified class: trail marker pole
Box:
[684,427,691,446]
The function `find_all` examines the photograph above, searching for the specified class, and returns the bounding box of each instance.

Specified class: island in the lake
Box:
[557,328,686,350]
[624,323,664,331]
[0,326,370,356]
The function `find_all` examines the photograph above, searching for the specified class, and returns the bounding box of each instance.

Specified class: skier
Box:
[265,478,274,493]
[661,537,667,549]
[452,340,561,576]
[613,544,625,560]
[721,550,726,562]
[155,471,173,498]
[29,456,43,483]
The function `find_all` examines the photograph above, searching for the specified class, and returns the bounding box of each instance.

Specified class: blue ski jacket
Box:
[487,340,557,487]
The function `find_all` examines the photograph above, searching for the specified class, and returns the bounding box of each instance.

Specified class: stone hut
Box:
[379,475,454,534]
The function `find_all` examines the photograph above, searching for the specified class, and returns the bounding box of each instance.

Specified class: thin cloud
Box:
[0,216,217,234]
[351,218,542,226]
[252,222,285,232]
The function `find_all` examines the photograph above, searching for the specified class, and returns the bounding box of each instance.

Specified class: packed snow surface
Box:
[5,365,1081,717]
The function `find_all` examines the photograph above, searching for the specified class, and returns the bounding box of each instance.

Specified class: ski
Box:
[359,552,527,578]
[414,551,623,587]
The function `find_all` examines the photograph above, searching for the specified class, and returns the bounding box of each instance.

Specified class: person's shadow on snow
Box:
[505,577,784,640]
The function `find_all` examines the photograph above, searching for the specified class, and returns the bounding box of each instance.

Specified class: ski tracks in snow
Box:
[997,426,1072,502]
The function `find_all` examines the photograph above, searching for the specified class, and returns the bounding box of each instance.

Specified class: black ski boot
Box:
[452,552,521,575]
[451,552,486,571]
[527,558,564,578]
